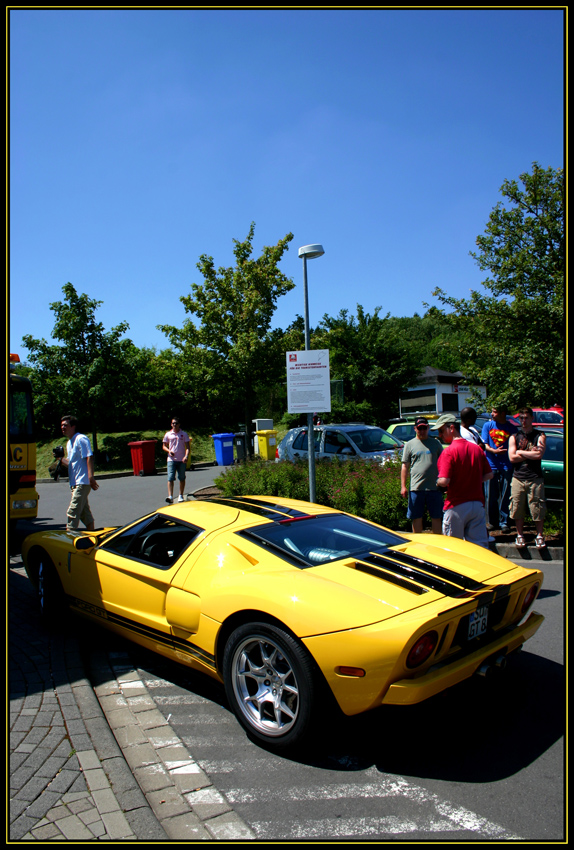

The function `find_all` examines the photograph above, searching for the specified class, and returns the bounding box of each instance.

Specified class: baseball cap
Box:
[430,413,457,430]
[414,417,429,428]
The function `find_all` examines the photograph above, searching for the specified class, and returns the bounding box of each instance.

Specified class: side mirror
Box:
[74,536,98,551]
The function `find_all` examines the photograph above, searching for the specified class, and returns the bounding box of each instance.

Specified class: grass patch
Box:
[36,430,217,478]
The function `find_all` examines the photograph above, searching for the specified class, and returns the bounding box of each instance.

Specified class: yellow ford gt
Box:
[22,496,543,748]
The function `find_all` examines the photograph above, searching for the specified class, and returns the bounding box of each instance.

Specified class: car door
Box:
[289,428,322,459]
[541,433,564,499]
[68,514,204,640]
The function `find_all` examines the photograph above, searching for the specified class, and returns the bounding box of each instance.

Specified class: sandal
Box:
[515,535,526,548]
[535,534,546,549]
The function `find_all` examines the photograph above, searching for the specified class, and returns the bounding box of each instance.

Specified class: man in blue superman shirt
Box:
[481,403,517,533]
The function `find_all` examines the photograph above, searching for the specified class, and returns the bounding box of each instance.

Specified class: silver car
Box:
[278,423,403,464]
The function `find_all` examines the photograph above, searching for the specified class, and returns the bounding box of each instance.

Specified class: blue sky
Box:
[9,8,564,362]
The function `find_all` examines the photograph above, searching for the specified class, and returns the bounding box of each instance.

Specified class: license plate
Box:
[468,605,489,639]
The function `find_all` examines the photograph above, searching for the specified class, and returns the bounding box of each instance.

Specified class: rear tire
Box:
[223,622,316,749]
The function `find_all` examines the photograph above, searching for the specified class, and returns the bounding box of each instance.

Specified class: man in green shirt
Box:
[400,416,444,533]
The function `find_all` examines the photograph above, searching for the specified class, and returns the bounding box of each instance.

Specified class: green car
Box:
[539,428,564,501]
[386,422,416,442]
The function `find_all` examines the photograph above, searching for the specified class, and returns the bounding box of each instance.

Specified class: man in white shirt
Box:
[60,415,99,531]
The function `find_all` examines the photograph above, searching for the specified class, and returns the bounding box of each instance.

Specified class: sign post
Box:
[286,350,331,502]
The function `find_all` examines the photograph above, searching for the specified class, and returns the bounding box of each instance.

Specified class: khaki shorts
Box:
[510,478,546,522]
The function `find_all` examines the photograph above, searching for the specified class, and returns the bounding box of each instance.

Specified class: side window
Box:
[292,430,322,452]
[324,431,354,454]
[101,515,202,570]
[292,431,308,451]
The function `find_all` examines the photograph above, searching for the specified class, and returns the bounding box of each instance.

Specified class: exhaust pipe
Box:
[477,654,508,677]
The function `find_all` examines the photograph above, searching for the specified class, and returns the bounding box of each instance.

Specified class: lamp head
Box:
[298,244,325,259]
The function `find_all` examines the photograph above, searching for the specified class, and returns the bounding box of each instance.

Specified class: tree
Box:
[158,223,295,441]
[22,283,135,448]
[432,163,564,408]
[312,306,421,423]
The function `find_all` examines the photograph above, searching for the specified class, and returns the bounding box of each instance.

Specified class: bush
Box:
[215,457,412,531]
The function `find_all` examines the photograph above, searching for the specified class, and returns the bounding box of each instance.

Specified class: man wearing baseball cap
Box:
[400,416,444,534]
[431,414,493,548]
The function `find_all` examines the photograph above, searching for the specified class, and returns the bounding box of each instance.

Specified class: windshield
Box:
[9,381,34,438]
[239,513,407,567]
[347,428,401,452]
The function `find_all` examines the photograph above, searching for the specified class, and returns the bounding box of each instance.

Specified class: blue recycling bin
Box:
[212,433,235,466]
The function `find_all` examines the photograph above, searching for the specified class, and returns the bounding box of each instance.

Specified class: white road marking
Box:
[224,772,523,840]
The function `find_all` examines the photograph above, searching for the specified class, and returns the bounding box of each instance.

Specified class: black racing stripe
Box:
[69,598,216,669]
[353,562,429,595]
[386,549,485,591]
[171,634,217,668]
[206,497,311,520]
[361,553,475,598]
[106,611,216,668]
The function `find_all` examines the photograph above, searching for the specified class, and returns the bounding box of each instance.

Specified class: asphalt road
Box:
[14,472,566,841]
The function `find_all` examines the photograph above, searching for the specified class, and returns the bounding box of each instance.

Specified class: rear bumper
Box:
[381,611,544,705]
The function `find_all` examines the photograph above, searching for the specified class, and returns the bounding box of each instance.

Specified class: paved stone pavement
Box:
[9,467,255,842]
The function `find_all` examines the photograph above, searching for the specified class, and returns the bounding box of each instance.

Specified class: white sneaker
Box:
[178,495,185,502]
[165,497,173,504]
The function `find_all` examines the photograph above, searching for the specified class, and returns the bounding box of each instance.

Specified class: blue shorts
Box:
[167,460,186,482]
[407,490,444,520]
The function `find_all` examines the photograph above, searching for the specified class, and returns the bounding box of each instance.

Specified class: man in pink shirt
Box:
[431,414,493,548]
[162,417,191,503]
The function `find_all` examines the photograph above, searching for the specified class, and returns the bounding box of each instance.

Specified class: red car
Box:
[508,407,564,430]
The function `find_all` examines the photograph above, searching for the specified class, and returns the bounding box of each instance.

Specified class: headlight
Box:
[13,500,38,510]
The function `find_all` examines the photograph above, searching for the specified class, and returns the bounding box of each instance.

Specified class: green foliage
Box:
[431,163,564,408]
[22,283,134,445]
[311,306,420,423]
[158,223,294,431]
[216,458,411,531]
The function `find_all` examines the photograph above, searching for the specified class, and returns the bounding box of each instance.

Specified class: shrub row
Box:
[215,457,411,531]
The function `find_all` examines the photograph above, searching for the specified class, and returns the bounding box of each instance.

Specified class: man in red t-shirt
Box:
[430,414,493,548]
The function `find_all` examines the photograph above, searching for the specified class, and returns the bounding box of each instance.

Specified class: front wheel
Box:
[223,622,316,749]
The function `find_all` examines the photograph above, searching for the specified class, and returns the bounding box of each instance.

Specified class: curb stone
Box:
[88,648,256,841]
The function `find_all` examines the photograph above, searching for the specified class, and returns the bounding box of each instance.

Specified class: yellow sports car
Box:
[22,496,544,748]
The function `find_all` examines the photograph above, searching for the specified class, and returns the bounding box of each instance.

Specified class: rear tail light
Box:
[406,631,438,669]
[521,583,540,614]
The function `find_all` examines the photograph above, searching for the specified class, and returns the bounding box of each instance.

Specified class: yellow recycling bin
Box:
[256,429,278,461]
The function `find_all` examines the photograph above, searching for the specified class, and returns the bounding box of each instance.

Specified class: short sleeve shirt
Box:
[401,436,443,490]
[437,438,492,509]
[481,419,517,472]
[163,429,190,462]
[67,433,93,487]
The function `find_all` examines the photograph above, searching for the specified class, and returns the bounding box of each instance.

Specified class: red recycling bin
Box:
[127,440,157,476]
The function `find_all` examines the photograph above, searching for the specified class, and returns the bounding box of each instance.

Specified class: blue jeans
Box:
[485,469,513,528]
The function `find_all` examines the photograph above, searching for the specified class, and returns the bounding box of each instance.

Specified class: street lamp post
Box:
[298,244,325,503]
